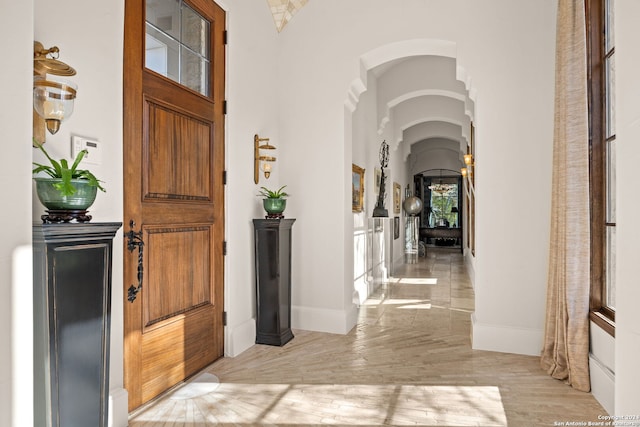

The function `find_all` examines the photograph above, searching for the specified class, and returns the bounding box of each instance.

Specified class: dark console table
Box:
[420,227,463,253]
[33,222,121,427]
[253,218,295,346]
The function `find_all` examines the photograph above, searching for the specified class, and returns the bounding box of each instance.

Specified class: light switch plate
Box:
[71,136,102,165]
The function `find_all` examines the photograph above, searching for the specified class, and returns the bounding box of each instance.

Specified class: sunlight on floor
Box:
[363,298,434,309]
[397,302,433,309]
[168,372,219,400]
[389,277,439,285]
[383,298,425,305]
[132,383,507,426]
[362,297,433,308]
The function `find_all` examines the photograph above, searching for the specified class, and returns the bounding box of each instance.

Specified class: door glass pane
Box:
[606,54,616,138]
[181,47,209,96]
[146,0,180,40]
[145,0,211,97]
[182,5,209,57]
[145,24,180,82]
[606,225,616,309]
[606,138,616,223]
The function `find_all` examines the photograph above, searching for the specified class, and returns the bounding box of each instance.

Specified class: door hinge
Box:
[223,100,227,115]
[223,170,227,185]
[223,240,227,256]
[223,311,227,326]
[223,30,228,45]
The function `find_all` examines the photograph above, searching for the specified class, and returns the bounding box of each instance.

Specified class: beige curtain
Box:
[541,0,591,392]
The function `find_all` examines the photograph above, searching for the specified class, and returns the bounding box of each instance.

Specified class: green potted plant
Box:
[33,141,106,212]
[258,185,289,215]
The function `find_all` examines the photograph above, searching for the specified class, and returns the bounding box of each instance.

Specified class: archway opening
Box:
[346,40,476,306]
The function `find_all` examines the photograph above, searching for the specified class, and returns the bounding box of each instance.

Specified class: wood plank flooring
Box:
[129,247,606,426]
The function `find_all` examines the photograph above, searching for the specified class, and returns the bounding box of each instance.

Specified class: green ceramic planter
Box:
[35,178,98,210]
[263,198,286,215]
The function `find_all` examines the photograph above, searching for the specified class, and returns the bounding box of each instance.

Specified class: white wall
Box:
[28,0,281,424]
[351,76,375,304]
[276,0,557,354]
[32,1,127,424]
[222,0,280,357]
[351,74,409,305]
[1,1,34,425]
[614,0,640,415]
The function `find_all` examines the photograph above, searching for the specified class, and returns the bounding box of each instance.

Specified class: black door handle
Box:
[125,220,144,303]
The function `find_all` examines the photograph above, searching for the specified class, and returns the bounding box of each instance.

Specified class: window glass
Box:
[145,24,179,82]
[606,138,616,223]
[145,0,210,96]
[589,0,616,329]
[429,183,458,227]
[605,0,615,52]
[180,48,209,95]
[146,0,180,40]
[605,55,616,138]
[182,5,209,57]
[603,0,616,312]
[606,225,616,309]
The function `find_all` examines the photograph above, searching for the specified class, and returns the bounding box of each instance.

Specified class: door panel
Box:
[144,225,212,325]
[144,101,213,201]
[123,0,225,411]
[140,306,216,403]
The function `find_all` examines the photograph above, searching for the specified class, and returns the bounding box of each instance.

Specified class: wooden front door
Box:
[123,0,225,410]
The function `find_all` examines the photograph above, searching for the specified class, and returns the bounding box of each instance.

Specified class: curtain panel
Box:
[540,0,591,392]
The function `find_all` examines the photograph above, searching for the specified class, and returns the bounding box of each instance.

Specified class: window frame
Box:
[586,0,615,336]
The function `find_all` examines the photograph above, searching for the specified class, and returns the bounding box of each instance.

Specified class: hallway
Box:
[129,248,605,426]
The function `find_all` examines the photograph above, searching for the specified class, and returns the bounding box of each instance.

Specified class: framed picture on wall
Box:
[393,182,401,214]
[352,164,365,212]
[374,168,381,196]
[394,216,400,240]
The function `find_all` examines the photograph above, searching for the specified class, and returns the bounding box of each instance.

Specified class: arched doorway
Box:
[346,39,476,305]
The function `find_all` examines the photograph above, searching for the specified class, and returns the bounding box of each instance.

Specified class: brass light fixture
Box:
[462,153,474,179]
[33,41,77,143]
[254,134,276,183]
[464,153,473,166]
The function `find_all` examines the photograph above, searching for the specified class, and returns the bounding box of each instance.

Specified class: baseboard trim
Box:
[225,317,256,357]
[109,387,128,427]
[292,305,358,335]
[589,354,615,415]
[464,253,475,290]
[471,314,543,356]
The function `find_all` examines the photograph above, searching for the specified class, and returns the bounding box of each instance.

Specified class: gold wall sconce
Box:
[462,153,474,179]
[254,134,276,184]
[33,41,77,143]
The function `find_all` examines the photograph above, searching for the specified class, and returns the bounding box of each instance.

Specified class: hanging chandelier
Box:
[428,182,456,195]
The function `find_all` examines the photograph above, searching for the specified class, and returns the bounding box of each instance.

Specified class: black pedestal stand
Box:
[253,218,296,346]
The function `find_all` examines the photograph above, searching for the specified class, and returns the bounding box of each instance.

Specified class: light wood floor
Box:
[129,247,606,426]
